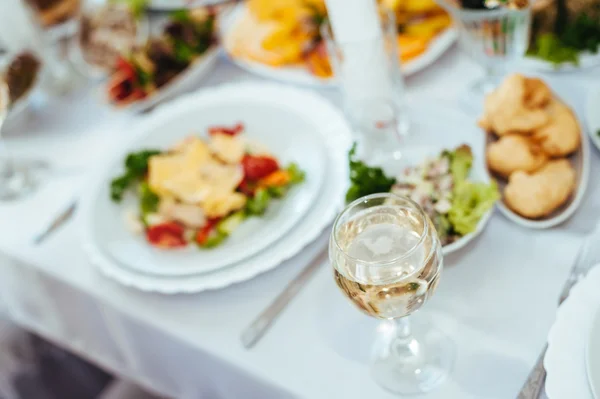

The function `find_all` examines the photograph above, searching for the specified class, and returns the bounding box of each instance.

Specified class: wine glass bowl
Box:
[437,0,531,98]
[329,193,452,394]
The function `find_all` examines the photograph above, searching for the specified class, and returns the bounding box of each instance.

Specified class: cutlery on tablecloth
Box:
[517,224,600,399]
[33,201,77,245]
[241,245,329,349]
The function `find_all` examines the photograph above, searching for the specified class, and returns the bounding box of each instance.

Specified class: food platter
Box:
[111,47,219,113]
[81,82,353,293]
[220,3,457,87]
[482,75,590,229]
[85,95,326,277]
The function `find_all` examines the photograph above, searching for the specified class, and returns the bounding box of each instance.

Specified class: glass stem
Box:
[393,316,412,340]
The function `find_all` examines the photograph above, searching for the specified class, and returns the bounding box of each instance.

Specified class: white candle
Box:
[325,0,395,117]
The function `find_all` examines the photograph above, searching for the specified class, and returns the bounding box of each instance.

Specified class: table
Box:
[0,48,599,399]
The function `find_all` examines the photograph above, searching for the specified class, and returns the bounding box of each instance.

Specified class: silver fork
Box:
[517,224,600,399]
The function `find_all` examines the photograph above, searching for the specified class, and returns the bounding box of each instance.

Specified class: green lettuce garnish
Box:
[446,144,499,236]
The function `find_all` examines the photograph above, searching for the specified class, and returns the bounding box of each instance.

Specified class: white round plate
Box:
[489,81,590,229]
[369,146,493,256]
[109,47,219,114]
[587,310,600,399]
[81,82,353,293]
[545,264,600,399]
[83,83,327,277]
[585,86,600,152]
[220,4,457,87]
[522,52,600,73]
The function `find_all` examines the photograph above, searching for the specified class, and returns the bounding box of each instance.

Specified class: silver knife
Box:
[241,245,329,349]
[33,201,77,245]
[517,224,600,399]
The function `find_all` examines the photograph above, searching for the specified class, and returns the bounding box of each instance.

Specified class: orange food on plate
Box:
[397,35,428,62]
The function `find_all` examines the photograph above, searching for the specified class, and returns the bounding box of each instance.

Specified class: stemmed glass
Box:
[329,193,454,394]
[321,7,408,162]
[0,79,46,201]
[437,0,531,103]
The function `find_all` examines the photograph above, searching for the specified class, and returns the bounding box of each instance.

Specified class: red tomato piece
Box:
[115,56,136,79]
[237,178,257,196]
[208,123,244,136]
[195,219,219,245]
[241,155,279,180]
[146,222,187,249]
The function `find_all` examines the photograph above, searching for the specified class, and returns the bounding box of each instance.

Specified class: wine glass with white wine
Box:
[329,193,455,394]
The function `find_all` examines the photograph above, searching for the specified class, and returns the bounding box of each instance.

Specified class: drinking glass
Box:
[321,7,408,162]
[329,193,454,394]
[437,1,530,99]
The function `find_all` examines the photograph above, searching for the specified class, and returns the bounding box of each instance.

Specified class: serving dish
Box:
[81,82,353,292]
[483,75,590,229]
[220,3,457,87]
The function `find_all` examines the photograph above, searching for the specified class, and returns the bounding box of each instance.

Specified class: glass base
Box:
[460,74,503,113]
[370,319,455,395]
[0,159,48,201]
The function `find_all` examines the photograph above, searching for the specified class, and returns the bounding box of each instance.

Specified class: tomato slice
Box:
[115,56,136,79]
[241,155,279,180]
[146,222,187,249]
[237,178,257,196]
[195,219,220,245]
[208,123,244,136]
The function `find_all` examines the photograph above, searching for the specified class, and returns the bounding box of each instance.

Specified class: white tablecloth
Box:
[0,49,599,399]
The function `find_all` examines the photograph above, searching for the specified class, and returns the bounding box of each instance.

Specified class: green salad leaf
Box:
[346,143,396,203]
[449,180,499,236]
[110,149,161,202]
[109,0,148,18]
[444,145,499,236]
[139,182,159,216]
[528,11,600,66]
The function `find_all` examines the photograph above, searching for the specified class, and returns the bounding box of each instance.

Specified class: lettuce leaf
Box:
[448,180,499,235]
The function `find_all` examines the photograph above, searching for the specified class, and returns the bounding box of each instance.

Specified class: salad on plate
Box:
[107,8,217,106]
[110,123,305,249]
[346,144,499,246]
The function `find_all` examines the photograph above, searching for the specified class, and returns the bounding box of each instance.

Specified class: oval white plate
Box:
[83,85,326,277]
[370,146,493,255]
[489,82,590,229]
[220,4,457,87]
[585,86,600,152]
[545,264,600,399]
[587,310,600,399]
[109,47,219,114]
[81,82,353,293]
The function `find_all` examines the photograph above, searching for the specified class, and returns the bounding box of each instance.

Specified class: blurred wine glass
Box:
[437,0,531,104]
[0,0,80,96]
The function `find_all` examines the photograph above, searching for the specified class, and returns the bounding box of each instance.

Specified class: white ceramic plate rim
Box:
[587,309,600,399]
[220,4,457,87]
[585,87,600,152]
[545,264,600,399]
[84,91,327,276]
[81,82,354,293]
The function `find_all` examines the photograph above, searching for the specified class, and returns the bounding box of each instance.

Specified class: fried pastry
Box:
[487,135,548,177]
[479,74,549,136]
[524,77,552,108]
[504,159,576,218]
[533,99,581,157]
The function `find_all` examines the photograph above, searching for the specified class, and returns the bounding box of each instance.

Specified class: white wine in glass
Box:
[329,193,454,394]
